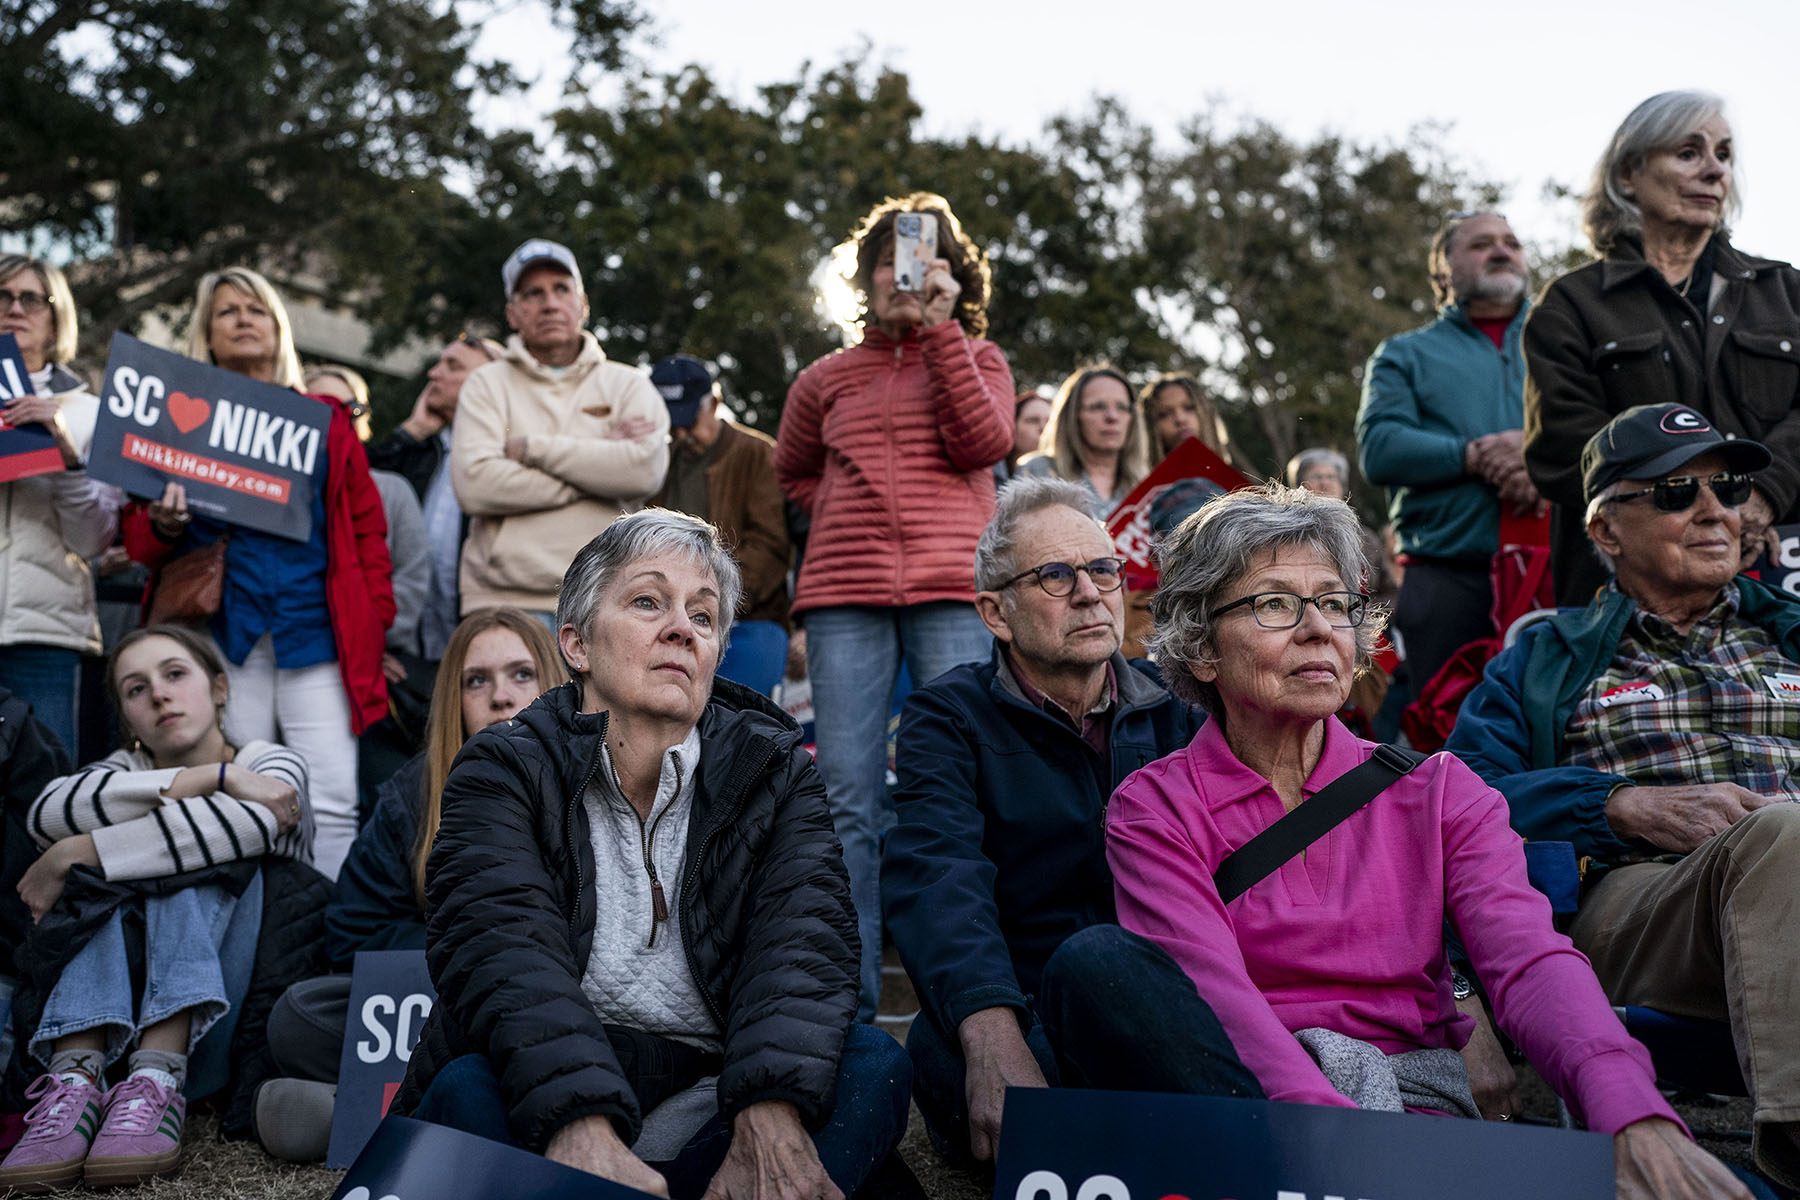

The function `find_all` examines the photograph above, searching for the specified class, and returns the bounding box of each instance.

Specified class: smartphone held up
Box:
[893,213,938,293]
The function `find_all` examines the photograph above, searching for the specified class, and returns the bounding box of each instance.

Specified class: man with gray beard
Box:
[1356,211,1545,692]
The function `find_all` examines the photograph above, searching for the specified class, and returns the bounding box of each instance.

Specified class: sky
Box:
[479,0,1800,266]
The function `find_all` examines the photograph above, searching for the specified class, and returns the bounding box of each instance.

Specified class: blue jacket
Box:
[325,753,427,969]
[1356,301,1529,559]
[882,644,1203,1036]
[1445,575,1800,867]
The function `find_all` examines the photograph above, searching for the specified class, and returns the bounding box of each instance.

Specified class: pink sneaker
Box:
[82,1074,186,1187]
[0,1073,103,1193]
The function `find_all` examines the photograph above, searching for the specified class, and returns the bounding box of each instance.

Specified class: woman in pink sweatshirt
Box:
[1108,484,1744,1200]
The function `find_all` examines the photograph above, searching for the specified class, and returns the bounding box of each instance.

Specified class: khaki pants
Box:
[1570,803,1800,1187]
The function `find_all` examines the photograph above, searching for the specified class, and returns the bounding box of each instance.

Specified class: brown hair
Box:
[411,607,568,908]
[1142,373,1232,463]
[106,625,232,754]
[846,192,992,337]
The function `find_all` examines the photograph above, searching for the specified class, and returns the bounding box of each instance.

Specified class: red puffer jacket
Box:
[124,400,395,734]
[776,321,1014,614]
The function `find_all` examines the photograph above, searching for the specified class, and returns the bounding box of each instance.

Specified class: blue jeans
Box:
[908,924,1263,1159]
[0,644,80,762]
[413,1024,911,1199]
[804,603,991,1018]
[31,874,263,1095]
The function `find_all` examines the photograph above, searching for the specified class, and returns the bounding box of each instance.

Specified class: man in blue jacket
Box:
[1447,404,1800,1189]
[883,476,1263,1165]
[1356,212,1543,691]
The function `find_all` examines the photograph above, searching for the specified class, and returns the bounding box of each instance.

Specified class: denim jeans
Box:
[413,1024,911,1199]
[30,873,263,1095]
[804,602,991,1018]
[0,644,80,762]
[907,923,1264,1158]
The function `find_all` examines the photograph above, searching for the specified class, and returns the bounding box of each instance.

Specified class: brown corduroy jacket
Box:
[652,419,793,627]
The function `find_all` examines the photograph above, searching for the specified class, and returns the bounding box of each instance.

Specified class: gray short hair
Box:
[1583,481,1627,576]
[974,476,1104,594]
[1148,484,1388,712]
[1582,91,1740,256]
[1285,447,1349,489]
[555,510,744,675]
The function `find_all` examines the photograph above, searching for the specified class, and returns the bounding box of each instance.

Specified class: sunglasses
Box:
[1602,472,1754,513]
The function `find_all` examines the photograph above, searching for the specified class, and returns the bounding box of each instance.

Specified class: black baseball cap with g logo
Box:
[1581,403,1770,503]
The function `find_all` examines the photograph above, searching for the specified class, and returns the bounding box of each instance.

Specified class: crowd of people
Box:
[0,85,1794,1199]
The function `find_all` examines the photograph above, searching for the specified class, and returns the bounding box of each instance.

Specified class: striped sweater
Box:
[31,741,312,879]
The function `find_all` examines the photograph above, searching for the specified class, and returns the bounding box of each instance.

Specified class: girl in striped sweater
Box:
[0,624,310,1191]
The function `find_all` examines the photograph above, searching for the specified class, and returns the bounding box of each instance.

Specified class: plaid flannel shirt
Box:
[1563,581,1800,799]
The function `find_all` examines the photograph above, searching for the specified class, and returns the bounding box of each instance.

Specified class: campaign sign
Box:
[87,333,329,541]
[993,1088,1612,1200]
[327,950,437,1168]
[332,1116,657,1200]
[1751,524,1800,598]
[1108,438,1255,591]
[0,333,65,483]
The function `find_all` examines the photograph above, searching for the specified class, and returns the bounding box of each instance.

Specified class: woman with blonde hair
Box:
[123,267,394,880]
[1020,365,1150,517]
[0,253,120,755]
[253,606,565,1162]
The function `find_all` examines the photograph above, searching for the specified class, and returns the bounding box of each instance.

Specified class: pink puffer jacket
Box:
[777,321,1014,615]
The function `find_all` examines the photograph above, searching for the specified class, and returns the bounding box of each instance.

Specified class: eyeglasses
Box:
[1000,557,1125,597]
[0,289,51,315]
[1211,590,1369,629]
[1602,472,1753,513]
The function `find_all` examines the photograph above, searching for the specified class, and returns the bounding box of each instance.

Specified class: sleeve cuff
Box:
[1571,1047,1685,1136]
[943,984,1032,1033]
[89,822,162,881]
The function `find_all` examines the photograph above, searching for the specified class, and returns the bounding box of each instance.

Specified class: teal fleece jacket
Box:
[1356,301,1529,559]
[1444,575,1800,866]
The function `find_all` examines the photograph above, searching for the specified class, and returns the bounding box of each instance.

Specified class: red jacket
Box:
[125,400,395,734]
[776,321,1014,614]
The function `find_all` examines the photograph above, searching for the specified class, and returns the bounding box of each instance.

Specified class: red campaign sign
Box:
[1105,439,1256,590]
[0,333,66,484]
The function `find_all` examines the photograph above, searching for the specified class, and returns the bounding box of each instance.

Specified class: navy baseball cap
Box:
[502,238,582,298]
[651,355,714,428]
[1581,404,1769,502]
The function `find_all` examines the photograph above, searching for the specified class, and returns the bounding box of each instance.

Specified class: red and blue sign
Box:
[0,333,65,483]
[86,333,330,541]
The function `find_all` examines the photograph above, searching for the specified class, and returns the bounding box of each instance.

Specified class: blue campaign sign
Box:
[0,333,65,483]
[1752,524,1800,599]
[86,333,330,541]
[327,950,437,1169]
[993,1088,1613,1200]
[333,1116,658,1200]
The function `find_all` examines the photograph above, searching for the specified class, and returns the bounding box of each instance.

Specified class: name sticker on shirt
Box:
[1596,681,1666,709]
[1763,673,1800,701]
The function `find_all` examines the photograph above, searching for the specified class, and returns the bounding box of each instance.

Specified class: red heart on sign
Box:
[168,391,212,435]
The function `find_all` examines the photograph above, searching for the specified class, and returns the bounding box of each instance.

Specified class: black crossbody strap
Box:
[1212,743,1427,904]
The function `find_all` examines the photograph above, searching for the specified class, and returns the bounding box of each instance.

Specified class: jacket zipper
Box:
[639,756,680,948]
[678,739,778,1032]
[565,712,610,938]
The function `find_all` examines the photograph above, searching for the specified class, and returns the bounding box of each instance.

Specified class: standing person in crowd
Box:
[0,255,120,756]
[0,626,310,1191]
[1020,365,1149,518]
[884,477,1218,1164]
[647,354,791,638]
[1285,448,1398,611]
[1105,485,1750,1199]
[1143,372,1233,465]
[254,607,565,1163]
[451,239,668,626]
[1524,90,1800,607]
[396,512,910,1198]
[124,267,393,880]
[996,390,1051,483]
[1356,211,1541,693]
[304,364,432,666]
[366,332,504,660]
[1449,405,1800,1190]
[776,193,1014,1018]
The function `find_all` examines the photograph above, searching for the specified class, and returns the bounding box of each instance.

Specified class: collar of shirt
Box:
[1179,714,1366,814]
[1625,580,1740,647]
[1001,646,1116,738]
[594,725,703,822]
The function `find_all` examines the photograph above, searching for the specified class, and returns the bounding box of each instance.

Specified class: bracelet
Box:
[218,761,228,794]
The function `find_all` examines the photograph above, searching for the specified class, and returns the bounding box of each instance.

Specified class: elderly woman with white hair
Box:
[122,267,393,879]
[395,510,910,1200]
[1106,484,1751,1199]
[1524,89,1800,608]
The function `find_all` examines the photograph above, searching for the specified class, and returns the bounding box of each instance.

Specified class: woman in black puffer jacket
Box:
[394,510,909,1199]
